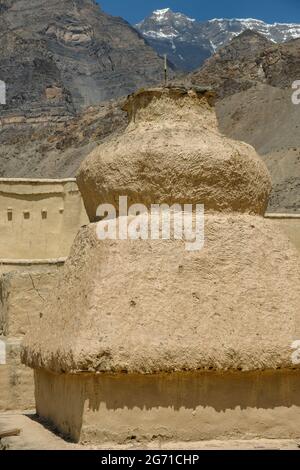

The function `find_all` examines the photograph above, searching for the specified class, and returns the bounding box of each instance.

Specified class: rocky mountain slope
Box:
[0,99,127,178]
[0,0,166,122]
[0,0,169,178]
[216,85,300,213]
[188,30,300,97]
[187,32,300,213]
[136,8,300,71]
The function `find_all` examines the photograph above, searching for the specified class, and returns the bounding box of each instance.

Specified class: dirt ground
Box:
[1,411,300,450]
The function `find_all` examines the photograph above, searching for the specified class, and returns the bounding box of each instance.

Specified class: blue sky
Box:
[97,0,300,25]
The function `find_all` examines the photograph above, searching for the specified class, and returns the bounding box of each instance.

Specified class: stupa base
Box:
[34,369,300,444]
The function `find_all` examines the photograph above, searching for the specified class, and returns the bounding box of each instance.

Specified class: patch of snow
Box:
[143,30,178,39]
[209,40,217,52]
[175,13,195,22]
[153,8,171,21]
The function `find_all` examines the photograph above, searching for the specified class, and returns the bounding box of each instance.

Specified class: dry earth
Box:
[1,412,300,450]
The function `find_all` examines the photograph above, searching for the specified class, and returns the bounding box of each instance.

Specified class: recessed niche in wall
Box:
[23,211,30,220]
[7,209,13,221]
[59,208,64,214]
[41,210,47,220]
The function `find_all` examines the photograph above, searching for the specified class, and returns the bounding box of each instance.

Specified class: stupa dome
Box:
[77,87,272,220]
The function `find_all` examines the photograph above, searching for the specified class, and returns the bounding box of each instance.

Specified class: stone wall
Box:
[0,269,62,338]
[0,178,88,260]
[0,178,88,411]
[0,265,64,411]
[0,337,35,411]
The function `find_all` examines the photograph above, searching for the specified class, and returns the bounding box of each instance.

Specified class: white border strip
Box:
[0,178,76,184]
[0,257,67,265]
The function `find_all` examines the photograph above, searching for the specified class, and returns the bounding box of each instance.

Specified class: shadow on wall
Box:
[34,369,300,443]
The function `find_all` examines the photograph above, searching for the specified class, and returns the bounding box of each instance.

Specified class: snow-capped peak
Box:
[149,8,195,23]
[153,8,170,16]
[135,11,300,72]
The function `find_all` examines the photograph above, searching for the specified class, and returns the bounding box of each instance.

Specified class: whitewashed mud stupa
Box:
[22,88,300,444]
